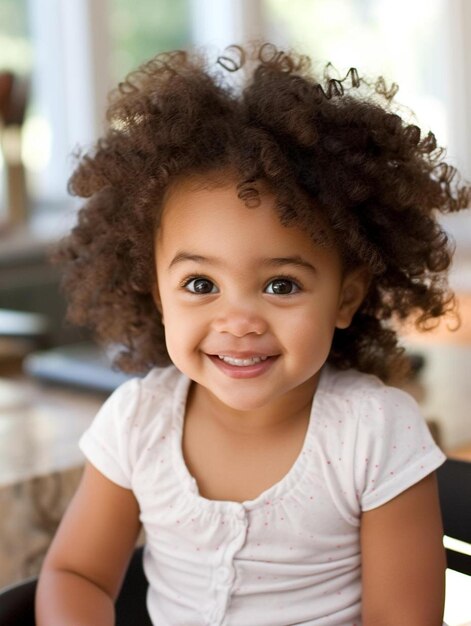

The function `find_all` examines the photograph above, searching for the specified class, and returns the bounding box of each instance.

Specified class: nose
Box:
[212,301,268,337]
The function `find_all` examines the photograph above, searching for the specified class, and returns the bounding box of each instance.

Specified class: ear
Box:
[151,283,164,325]
[335,266,370,329]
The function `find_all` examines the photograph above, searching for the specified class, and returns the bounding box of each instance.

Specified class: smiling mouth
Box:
[217,355,268,367]
[207,353,278,378]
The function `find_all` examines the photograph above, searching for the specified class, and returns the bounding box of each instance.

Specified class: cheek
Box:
[162,326,187,368]
[162,307,201,353]
[278,302,339,353]
[156,281,181,320]
[283,297,340,333]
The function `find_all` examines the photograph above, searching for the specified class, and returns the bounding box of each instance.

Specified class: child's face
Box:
[154,176,366,414]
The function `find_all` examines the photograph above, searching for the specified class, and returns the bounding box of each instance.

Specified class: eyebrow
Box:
[168,253,211,269]
[168,252,317,274]
[267,256,317,274]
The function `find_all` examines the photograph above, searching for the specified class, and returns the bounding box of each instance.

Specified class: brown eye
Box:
[184,278,218,294]
[265,278,300,295]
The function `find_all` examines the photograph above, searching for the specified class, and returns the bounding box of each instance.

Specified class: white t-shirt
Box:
[79,364,445,626]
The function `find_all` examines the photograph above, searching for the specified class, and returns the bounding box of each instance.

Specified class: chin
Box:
[211,389,278,413]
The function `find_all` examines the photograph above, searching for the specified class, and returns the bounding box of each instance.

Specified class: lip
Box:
[207,353,278,379]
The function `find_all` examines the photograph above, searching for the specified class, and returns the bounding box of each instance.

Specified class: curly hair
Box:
[56,42,470,381]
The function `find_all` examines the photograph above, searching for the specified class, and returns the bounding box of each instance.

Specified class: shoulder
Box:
[105,364,188,417]
[321,365,421,425]
[314,364,429,468]
[81,365,187,453]
[102,365,190,442]
[318,366,445,507]
[321,364,439,453]
[79,365,188,487]
[138,364,189,404]
[322,364,392,395]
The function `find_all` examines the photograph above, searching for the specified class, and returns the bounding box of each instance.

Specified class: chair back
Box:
[437,458,471,576]
[0,577,36,626]
[0,546,152,626]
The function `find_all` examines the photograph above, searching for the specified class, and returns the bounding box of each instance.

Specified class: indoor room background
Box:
[0,1,470,624]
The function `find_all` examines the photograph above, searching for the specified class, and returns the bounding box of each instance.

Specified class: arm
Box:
[35,462,142,626]
[361,472,446,626]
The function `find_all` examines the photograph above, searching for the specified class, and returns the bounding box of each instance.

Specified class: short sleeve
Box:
[79,377,141,489]
[355,385,446,511]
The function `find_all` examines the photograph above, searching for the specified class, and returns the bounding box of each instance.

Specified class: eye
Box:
[183,277,218,294]
[265,278,301,295]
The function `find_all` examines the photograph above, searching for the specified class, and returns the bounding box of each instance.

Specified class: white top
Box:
[79,364,446,626]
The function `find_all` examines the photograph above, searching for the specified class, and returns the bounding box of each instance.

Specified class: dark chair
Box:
[437,458,471,576]
[0,546,152,626]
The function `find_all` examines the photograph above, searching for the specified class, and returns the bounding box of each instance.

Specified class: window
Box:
[0,0,31,74]
[0,0,193,226]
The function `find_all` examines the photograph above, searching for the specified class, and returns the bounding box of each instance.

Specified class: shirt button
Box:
[235,506,246,520]
[216,566,231,583]
[208,607,224,623]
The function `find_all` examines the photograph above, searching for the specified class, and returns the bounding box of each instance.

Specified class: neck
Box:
[187,373,320,437]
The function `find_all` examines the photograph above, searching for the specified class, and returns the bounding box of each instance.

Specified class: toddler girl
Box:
[36,43,469,626]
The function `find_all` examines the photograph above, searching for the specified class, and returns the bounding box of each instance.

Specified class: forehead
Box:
[156,175,341,270]
[161,173,268,221]
[160,180,285,246]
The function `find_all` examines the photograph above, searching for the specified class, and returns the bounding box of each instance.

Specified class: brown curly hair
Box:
[56,42,470,381]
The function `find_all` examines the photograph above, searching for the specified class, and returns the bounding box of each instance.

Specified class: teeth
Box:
[218,355,268,367]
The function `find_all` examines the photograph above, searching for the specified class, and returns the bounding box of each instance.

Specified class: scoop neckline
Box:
[169,366,330,514]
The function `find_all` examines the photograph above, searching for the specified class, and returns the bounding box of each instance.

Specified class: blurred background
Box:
[0,2,470,620]
[1,0,470,234]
